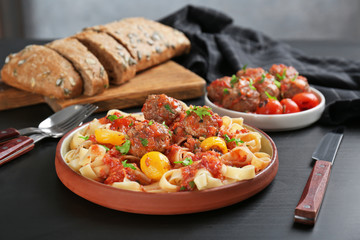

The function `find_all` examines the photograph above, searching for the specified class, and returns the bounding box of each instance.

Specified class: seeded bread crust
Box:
[90,17,191,72]
[1,45,82,99]
[0,18,191,99]
[75,31,136,85]
[47,38,109,96]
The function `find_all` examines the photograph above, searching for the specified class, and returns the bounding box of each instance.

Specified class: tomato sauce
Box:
[111,116,137,133]
[103,155,126,185]
[103,152,142,185]
[180,151,223,191]
[165,145,183,165]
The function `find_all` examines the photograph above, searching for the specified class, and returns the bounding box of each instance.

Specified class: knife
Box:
[294,127,344,225]
[0,134,48,166]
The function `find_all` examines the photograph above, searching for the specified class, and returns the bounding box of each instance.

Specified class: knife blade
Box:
[294,127,344,225]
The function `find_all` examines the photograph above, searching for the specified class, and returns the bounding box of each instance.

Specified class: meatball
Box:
[142,94,185,126]
[269,64,298,80]
[281,75,310,98]
[207,76,232,104]
[181,106,222,138]
[222,77,260,112]
[127,120,171,158]
[253,73,280,101]
[236,67,265,80]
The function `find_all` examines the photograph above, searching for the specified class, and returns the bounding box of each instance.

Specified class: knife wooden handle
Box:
[0,136,34,166]
[0,128,20,142]
[294,160,332,225]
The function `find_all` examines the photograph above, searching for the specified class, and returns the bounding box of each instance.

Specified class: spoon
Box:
[0,104,98,166]
[0,104,98,141]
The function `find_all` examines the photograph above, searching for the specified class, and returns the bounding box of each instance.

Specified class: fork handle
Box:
[0,128,20,142]
[0,136,34,166]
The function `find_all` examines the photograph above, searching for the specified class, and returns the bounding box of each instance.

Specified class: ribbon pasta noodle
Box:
[159,169,183,192]
[193,168,224,190]
[64,94,272,193]
[112,178,142,191]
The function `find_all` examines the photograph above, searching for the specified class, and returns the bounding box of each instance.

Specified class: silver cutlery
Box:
[0,104,98,166]
[0,104,97,141]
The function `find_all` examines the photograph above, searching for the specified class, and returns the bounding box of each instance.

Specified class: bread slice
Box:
[74,31,136,85]
[1,45,82,99]
[47,37,109,96]
[90,17,191,72]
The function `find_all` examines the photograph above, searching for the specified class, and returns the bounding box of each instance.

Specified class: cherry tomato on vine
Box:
[292,92,319,110]
[280,98,300,114]
[256,99,283,114]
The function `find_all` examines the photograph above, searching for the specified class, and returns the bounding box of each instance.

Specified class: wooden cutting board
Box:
[0,61,206,112]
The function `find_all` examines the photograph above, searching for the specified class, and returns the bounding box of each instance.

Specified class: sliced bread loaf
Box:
[1,45,82,99]
[47,37,109,96]
[90,17,191,72]
[75,31,136,85]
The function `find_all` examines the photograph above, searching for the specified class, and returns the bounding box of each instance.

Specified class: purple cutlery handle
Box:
[294,160,332,225]
[0,128,20,142]
[0,136,34,166]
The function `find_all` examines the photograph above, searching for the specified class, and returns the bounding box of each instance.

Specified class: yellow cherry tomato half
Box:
[140,151,171,181]
[94,128,125,146]
[200,136,228,154]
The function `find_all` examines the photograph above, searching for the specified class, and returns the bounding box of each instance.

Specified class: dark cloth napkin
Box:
[159,5,360,125]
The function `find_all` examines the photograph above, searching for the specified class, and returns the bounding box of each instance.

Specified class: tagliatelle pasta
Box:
[65,94,272,193]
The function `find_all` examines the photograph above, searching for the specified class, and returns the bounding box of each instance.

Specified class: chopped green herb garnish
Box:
[224,134,244,146]
[164,104,175,114]
[230,75,238,87]
[189,181,195,189]
[180,186,187,191]
[259,74,266,83]
[115,140,131,155]
[107,115,123,121]
[162,121,169,129]
[99,144,110,152]
[265,91,277,100]
[276,69,287,81]
[122,160,136,170]
[129,121,134,127]
[291,73,298,81]
[249,78,257,90]
[223,88,229,94]
[174,157,193,166]
[274,79,281,88]
[186,106,212,120]
[148,120,154,126]
[242,64,248,72]
[140,138,148,147]
[78,135,89,140]
[224,134,231,142]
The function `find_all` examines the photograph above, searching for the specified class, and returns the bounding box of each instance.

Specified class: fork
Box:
[0,104,98,140]
[0,104,98,166]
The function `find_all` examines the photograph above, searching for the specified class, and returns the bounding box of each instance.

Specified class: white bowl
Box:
[205,87,325,131]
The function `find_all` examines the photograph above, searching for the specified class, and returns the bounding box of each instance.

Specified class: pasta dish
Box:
[64,94,272,192]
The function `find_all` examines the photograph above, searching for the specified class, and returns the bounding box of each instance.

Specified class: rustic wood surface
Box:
[0,82,45,110]
[0,61,206,112]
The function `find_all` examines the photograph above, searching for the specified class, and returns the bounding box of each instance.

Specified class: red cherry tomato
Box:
[280,98,300,114]
[256,99,283,114]
[292,92,319,110]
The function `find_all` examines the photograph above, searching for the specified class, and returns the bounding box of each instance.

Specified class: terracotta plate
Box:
[55,121,278,215]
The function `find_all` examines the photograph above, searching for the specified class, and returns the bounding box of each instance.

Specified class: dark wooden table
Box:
[1,39,360,240]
